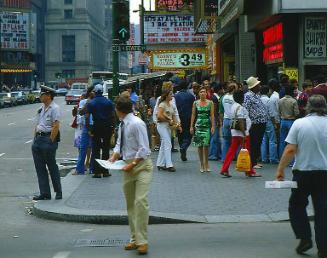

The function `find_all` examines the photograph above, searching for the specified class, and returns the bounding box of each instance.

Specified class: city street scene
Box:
[1,0,327,258]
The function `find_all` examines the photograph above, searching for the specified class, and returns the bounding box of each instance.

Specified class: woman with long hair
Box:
[156,90,181,172]
[190,87,215,172]
[220,90,261,177]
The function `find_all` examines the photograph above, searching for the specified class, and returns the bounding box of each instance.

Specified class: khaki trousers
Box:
[123,158,153,245]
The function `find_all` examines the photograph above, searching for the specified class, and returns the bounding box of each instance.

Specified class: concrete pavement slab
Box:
[33,147,314,224]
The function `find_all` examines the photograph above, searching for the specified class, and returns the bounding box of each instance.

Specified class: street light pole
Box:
[0,10,3,92]
[112,0,120,98]
[140,0,145,73]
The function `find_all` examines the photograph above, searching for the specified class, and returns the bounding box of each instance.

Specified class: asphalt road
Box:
[0,98,319,258]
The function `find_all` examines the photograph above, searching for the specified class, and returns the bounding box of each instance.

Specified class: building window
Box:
[64,0,73,4]
[62,70,75,79]
[64,9,73,19]
[62,35,75,62]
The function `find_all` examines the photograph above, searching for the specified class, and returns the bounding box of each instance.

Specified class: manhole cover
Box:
[74,238,129,247]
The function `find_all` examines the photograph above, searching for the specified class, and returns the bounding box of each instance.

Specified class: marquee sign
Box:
[304,17,327,58]
[155,0,193,11]
[150,49,208,70]
[0,12,30,50]
[144,14,206,44]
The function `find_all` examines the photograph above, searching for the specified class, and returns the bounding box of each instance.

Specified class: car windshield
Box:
[68,90,83,95]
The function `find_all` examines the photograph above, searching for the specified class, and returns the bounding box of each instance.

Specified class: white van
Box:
[71,83,88,91]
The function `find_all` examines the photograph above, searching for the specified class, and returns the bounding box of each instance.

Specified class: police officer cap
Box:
[93,84,103,93]
[40,85,56,96]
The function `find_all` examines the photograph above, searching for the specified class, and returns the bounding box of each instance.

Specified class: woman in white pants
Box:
[156,90,181,172]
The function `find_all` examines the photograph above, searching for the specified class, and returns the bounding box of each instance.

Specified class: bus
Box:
[88,71,128,86]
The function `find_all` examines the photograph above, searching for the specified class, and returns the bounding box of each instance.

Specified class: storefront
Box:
[300,15,327,84]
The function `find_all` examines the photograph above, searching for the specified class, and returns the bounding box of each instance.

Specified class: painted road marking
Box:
[8,123,16,126]
[24,140,33,144]
[27,118,34,121]
[0,153,5,157]
[52,251,71,258]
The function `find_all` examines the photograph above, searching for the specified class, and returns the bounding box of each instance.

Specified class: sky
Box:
[130,0,154,24]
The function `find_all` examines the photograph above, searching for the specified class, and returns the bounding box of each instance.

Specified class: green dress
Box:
[193,100,212,147]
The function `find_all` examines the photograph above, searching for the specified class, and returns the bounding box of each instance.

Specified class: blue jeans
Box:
[209,126,221,160]
[32,135,61,196]
[279,119,295,158]
[76,127,93,174]
[261,120,278,163]
[222,118,231,162]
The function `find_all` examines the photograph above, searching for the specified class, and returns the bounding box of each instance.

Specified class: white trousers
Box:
[156,123,173,168]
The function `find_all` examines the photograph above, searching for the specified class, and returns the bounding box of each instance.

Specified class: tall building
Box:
[45,0,107,82]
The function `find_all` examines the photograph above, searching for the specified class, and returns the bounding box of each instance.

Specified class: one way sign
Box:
[112,45,147,52]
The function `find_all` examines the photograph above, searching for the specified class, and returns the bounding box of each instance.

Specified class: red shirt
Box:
[311,84,327,101]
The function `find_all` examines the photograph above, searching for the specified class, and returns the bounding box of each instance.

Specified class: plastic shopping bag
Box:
[236,148,251,172]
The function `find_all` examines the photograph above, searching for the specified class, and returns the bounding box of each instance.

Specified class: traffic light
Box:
[114,0,130,42]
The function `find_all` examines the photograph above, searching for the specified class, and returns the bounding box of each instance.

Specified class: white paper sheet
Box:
[95,159,127,170]
[265,181,298,189]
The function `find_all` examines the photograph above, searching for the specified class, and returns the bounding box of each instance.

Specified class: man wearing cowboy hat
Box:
[32,85,62,200]
[243,76,269,171]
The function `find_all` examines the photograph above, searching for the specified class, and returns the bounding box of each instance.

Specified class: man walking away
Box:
[174,80,195,161]
[32,85,62,200]
[276,95,327,258]
[87,84,115,178]
[110,96,153,255]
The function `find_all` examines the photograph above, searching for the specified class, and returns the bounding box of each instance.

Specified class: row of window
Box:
[64,0,73,4]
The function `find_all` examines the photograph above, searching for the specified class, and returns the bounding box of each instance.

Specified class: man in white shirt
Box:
[276,95,327,258]
[109,96,152,255]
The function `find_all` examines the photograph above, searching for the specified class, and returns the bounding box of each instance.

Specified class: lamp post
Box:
[0,10,3,92]
[34,74,37,90]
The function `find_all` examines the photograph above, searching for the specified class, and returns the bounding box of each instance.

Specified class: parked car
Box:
[32,90,41,103]
[11,91,27,105]
[0,92,15,107]
[0,95,5,108]
[7,92,18,106]
[65,89,84,105]
[55,88,68,96]
[25,90,36,103]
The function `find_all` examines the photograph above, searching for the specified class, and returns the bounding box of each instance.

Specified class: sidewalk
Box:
[33,147,313,224]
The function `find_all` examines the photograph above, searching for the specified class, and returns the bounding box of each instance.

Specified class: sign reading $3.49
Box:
[150,49,208,70]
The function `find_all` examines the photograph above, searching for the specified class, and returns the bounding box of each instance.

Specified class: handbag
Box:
[71,116,78,129]
[236,147,251,172]
[230,106,246,131]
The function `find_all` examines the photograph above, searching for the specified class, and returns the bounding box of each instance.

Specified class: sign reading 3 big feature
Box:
[144,14,206,44]
[150,49,208,70]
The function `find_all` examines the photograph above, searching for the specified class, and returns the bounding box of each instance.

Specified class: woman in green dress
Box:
[190,87,215,173]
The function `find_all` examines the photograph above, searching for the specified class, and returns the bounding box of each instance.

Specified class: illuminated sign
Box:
[155,0,193,11]
[150,49,208,70]
[0,69,33,73]
[263,22,284,64]
[0,12,30,50]
[144,14,206,44]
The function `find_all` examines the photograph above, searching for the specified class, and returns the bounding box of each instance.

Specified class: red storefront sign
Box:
[263,22,284,64]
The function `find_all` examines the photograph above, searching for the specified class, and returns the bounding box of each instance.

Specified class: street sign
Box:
[112,45,147,52]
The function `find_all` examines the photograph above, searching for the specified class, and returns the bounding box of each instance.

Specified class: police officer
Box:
[32,85,62,200]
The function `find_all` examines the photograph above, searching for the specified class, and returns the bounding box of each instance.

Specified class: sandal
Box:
[248,173,262,177]
[220,172,232,178]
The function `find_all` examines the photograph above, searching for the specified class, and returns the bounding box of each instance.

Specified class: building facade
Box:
[45,0,107,82]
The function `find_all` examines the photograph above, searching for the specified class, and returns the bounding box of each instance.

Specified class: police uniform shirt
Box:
[36,101,61,133]
[113,113,151,161]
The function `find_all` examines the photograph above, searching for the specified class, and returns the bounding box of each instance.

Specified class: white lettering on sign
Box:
[151,50,207,70]
[0,12,30,50]
[304,17,327,58]
[144,14,206,45]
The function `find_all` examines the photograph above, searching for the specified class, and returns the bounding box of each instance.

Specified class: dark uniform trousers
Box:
[92,122,113,175]
[32,136,62,196]
[289,170,327,253]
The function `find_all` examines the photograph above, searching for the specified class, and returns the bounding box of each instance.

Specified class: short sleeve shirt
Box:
[285,114,327,171]
[36,101,60,133]
[158,101,174,120]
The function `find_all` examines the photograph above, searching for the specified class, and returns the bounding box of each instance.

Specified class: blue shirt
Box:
[130,92,139,104]
[87,95,114,124]
[174,89,195,123]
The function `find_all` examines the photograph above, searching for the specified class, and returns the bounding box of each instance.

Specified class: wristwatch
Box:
[132,161,138,166]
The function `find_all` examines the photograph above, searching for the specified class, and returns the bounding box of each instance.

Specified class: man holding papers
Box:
[109,96,153,255]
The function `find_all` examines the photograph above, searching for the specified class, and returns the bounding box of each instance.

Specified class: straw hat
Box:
[246,76,261,89]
